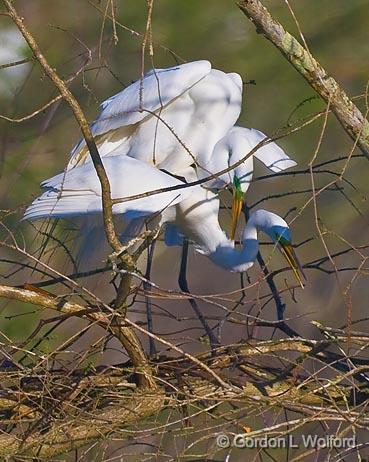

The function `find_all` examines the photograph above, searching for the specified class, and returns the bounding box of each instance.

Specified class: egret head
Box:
[267,224,306,288]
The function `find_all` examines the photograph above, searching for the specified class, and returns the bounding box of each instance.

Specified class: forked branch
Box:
[2,0,154,387]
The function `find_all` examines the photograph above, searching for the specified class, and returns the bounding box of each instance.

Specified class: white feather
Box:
[24,156,193,221]
[198,126,296,193]
[68,60,242,173]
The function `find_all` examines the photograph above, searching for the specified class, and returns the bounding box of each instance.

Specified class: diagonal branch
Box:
[3,0,121,253]
[2,0,154,387]
[238,0,369,159]
[0,284,155,387]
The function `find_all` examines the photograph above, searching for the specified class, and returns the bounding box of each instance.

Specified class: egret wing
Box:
[68,60,211,168]
[25,156,191,221]
[243,128,297,172]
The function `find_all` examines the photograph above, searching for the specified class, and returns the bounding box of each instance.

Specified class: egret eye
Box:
[271,225,291,245]
[274,233,291,247]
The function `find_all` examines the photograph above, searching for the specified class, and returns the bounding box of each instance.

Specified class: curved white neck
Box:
[206,221,259,272]
[174,190,272,274]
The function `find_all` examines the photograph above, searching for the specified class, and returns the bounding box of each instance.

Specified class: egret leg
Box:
[256,252,300,338]
[144,240,157,356]
[178,238,220,350]
[243,205,299,337]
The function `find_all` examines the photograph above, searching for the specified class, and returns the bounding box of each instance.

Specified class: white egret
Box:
[65,60,296,236]
[164,126,297,243]
[165,186,305,286]
[24,155,305,286]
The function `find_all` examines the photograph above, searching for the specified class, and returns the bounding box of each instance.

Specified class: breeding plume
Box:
[24,155,305,286]
[65,60,296,234]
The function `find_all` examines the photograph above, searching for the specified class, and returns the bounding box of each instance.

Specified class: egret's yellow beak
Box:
[278,241,306,289]
[230,176,244,240]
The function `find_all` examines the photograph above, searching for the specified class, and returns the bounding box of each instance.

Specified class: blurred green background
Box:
[1,1,369,460]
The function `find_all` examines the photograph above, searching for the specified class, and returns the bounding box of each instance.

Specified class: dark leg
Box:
[178,238,220,350]
[144,240,157,356]
[243,205,299,338]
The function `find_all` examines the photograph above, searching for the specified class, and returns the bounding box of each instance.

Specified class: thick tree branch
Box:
[0,284,156,387]
[2,0,155,387]
[0,338,366,458]
[238,0,369,159]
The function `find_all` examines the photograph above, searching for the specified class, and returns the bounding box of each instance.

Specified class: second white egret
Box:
[24,155,305,286]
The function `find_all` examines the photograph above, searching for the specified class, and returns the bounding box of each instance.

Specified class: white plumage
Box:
[68,60,242,173]
[24,156,191,221]
[165,186,304,283]
[23,59,303,282]
[200,126,296,192]
[24,157,304,284]
[63,60,296,239]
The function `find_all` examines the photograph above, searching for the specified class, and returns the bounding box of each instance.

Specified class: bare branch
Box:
[238,0,369,158]
[2,0,155,388]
